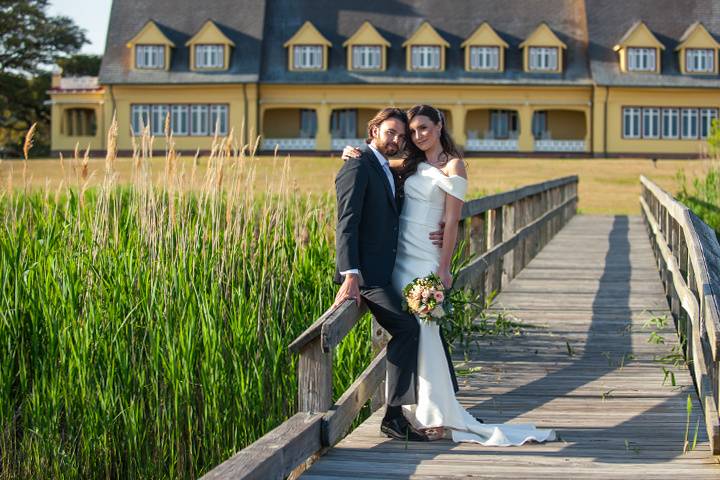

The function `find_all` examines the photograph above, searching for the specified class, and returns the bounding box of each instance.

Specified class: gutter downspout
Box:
[603,87,609,158]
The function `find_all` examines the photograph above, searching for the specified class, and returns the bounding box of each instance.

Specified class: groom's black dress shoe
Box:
[381,415,429,442]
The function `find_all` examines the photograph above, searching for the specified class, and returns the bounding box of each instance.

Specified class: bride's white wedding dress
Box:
[391,162,556,446]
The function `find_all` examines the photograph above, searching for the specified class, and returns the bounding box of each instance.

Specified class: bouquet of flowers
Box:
[401,273,449,322]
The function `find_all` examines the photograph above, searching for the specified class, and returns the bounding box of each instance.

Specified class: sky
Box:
[48,0,113,55]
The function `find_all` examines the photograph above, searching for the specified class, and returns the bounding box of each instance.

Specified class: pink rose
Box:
[434,291,444,302]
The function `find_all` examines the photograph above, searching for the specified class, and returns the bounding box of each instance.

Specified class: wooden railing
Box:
[201,175,579,480]
[640,176,720,455]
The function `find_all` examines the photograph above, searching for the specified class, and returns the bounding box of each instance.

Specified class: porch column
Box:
[315,102,331,151]
[584,108,591,153]
[518,105,534,153]
[450,104,467,148]
[71,109,79,137]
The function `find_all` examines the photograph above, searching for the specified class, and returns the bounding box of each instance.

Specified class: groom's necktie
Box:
[381,161,396,198]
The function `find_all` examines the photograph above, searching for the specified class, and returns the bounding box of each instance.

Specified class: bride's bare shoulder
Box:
[445,157,467,179]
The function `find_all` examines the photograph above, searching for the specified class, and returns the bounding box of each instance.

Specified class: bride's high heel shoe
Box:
[421,427,445,441]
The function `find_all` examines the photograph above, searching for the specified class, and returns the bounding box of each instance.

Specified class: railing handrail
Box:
[639,174,720,455]
[202,175,579,480]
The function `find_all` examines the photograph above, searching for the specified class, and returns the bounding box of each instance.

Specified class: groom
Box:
[332,107,454,441]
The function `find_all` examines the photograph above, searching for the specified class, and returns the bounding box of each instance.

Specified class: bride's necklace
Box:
[426,152,448,169]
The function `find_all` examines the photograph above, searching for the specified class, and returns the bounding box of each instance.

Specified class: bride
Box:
[343,104,555,446]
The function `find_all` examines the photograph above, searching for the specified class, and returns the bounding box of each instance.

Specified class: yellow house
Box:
[50,0,720,158]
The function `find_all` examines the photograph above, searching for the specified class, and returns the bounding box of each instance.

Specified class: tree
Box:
[0,0,87,76]
[56,54,102,76]
[0,0,88,156]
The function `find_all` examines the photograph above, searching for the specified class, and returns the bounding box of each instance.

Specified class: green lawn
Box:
[1,154,712,215]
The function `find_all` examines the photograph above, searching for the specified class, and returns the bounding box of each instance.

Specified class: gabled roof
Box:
[461,22,509,48]
[126,20,175,47]
[402,21,449,48]
[613,20,665,51]
[519,22,567,49]
[586,0,720,87]
[342,21,390,47]
[284,21,332,47]
[675,21,720,50]
[185,20,235,47]
[100,0,266,84]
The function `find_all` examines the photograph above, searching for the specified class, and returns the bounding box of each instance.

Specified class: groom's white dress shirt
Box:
[340,143,395,278]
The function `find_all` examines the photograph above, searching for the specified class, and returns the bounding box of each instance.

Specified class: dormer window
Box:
[136,45,165,69]
[528,47,558,71]
[627,48,656,71]
[411,46,441,70]
[469,46,499,71]
[352,45,382,70]
[686,48,714,73]
[293,45,323,70]
[195,45,225,69]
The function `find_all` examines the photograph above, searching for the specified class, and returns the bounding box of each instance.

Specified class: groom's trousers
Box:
[361,285,460,407]
[361,285,419,406]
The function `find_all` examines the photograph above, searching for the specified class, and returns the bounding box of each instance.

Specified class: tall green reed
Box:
[0,120,371,479]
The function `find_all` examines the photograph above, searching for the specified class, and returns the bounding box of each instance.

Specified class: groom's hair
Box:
[365,107,408,144]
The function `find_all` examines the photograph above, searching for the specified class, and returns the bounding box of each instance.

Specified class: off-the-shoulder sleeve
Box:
[436,175,467,201]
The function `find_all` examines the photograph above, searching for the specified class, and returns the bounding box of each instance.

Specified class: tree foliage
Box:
[57,54,102,76]
[0,0,89,156]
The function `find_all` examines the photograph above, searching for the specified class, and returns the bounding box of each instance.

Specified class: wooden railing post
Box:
[501,202,515,288]
[486,207,503,295]
[298,338,333,413]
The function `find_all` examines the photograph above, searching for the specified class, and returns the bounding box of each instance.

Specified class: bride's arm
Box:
[437,159,468,288]
[388,159,404,168]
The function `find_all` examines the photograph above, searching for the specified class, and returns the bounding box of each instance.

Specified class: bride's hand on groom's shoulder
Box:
[341,146,362,161]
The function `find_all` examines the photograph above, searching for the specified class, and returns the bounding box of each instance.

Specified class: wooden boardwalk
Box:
[303,215,719,479]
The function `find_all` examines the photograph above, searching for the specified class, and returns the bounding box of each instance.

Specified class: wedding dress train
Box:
[391,162,556,446]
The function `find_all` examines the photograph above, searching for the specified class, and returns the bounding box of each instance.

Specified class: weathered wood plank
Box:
[321,301,368,353]
[200,412,322,480]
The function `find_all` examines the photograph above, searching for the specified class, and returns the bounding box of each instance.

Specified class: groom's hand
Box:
[429,221,445,247]
[333,273,361,308]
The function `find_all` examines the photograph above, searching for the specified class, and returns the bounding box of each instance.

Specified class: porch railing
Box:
[534,139,586,152]
[261,137,316,151]
[331,138,366,150]
[465,138,519,152]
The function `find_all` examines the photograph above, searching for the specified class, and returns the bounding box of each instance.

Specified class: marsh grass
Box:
[0,120,373,478]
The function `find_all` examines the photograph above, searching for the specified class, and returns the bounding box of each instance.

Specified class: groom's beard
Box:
[375,138,403,158]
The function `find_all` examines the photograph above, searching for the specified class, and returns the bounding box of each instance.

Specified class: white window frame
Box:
[642,108,660,139]
[686,48,714,73]
[191,105,209,136]
[681,108,699,139]
[661,108,679,139]
[469,46,500,71]
[293,45,323,70]
[622,107,641,139]
[135,45,165,69]
[351,45,382,70]
[700,108,718,139]
[627,47,656,72]
[411,45,441,70]
[195,44,225,69]
[150,105,169,136]
[209,105,228,135]
[528,47,558,71]
[170,105,189,136]
[131,105,151,135]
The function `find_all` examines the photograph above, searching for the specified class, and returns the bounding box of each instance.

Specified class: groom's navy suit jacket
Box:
[334,146,401,287]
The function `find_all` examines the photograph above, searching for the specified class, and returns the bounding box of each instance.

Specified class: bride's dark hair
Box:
[394,105,463,184]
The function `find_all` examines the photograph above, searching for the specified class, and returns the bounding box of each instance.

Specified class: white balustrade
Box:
[465,139,519,152]
[534,140,586,152]
[331,138,365,150]
[261,138,316,150]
